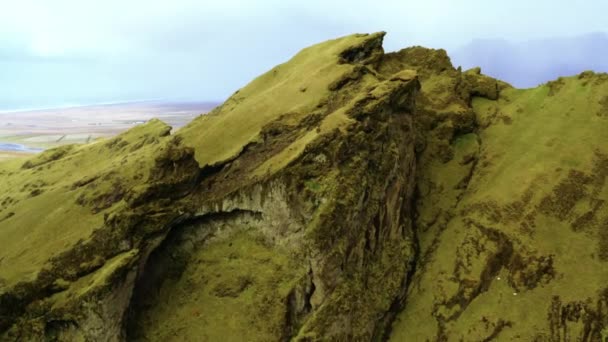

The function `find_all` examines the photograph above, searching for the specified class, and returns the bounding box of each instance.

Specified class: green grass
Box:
[390,72,608,340]
[2,32,607,341]
[131,231,305,342]
[0,119,173,289]
[1,31,407,340]
[177,33,384,168]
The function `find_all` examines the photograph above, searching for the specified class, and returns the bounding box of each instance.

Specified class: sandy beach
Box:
[0,101,217,160]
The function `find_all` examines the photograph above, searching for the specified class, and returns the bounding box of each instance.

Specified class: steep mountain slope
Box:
[0,32,607,341]
[385,50,608,341]
[0,32,421,341]
[131,32,421,341]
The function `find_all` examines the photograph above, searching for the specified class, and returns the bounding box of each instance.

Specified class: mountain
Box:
[450,33,608,88]
[1,32,607,341]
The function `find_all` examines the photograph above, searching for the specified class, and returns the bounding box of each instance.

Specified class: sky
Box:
[450,33,608,88]
[2,0,608,110]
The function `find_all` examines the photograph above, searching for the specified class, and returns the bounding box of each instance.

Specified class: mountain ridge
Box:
[0,32,607,341]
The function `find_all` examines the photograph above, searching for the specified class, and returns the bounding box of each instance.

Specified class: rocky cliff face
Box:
[0,32,607,341]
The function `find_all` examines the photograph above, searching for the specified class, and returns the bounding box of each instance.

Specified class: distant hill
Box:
[449,32,608,87]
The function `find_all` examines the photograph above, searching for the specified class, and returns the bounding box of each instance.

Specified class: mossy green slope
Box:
[178,32,385,168]
[0,121,173,286]
[1,32,607,342]
[1,32,423,341]
[129,230,304,341]
[129,32,421,341]
[0,119,202,339]
[388,58,608,340]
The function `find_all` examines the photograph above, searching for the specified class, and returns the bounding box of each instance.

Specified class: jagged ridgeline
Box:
[0,32,607,341]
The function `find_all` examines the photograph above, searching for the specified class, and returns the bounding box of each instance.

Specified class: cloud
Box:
[5,0,606,58]
[1,1,608,109]
[0,0,291,58]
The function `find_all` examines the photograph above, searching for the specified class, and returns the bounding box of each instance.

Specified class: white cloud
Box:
[3,0,608,57]
[1,0,607,108]
[0,0,290,58]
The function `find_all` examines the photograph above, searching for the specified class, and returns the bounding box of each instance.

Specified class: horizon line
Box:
[0,98,223,114]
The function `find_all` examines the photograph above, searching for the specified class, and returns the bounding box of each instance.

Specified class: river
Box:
[0,143,43,153]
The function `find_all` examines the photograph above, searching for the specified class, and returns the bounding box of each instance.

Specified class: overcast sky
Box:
[2,1,608,110]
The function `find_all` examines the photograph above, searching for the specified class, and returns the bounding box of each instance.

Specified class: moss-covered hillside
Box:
[385,51,608,341]
[0,32,607,341]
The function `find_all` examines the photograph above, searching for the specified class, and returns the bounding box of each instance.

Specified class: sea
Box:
[0,98,220,154]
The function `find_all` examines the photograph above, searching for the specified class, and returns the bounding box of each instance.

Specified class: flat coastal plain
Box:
[0,101,217,161]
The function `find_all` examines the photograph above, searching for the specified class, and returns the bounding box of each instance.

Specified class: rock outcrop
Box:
[0,32,607,341]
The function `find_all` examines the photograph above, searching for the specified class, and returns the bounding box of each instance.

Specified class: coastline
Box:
[0,100,218,158]
[0,99,219,114]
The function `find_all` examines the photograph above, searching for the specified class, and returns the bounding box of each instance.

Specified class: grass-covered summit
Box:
[1,32,607,341]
